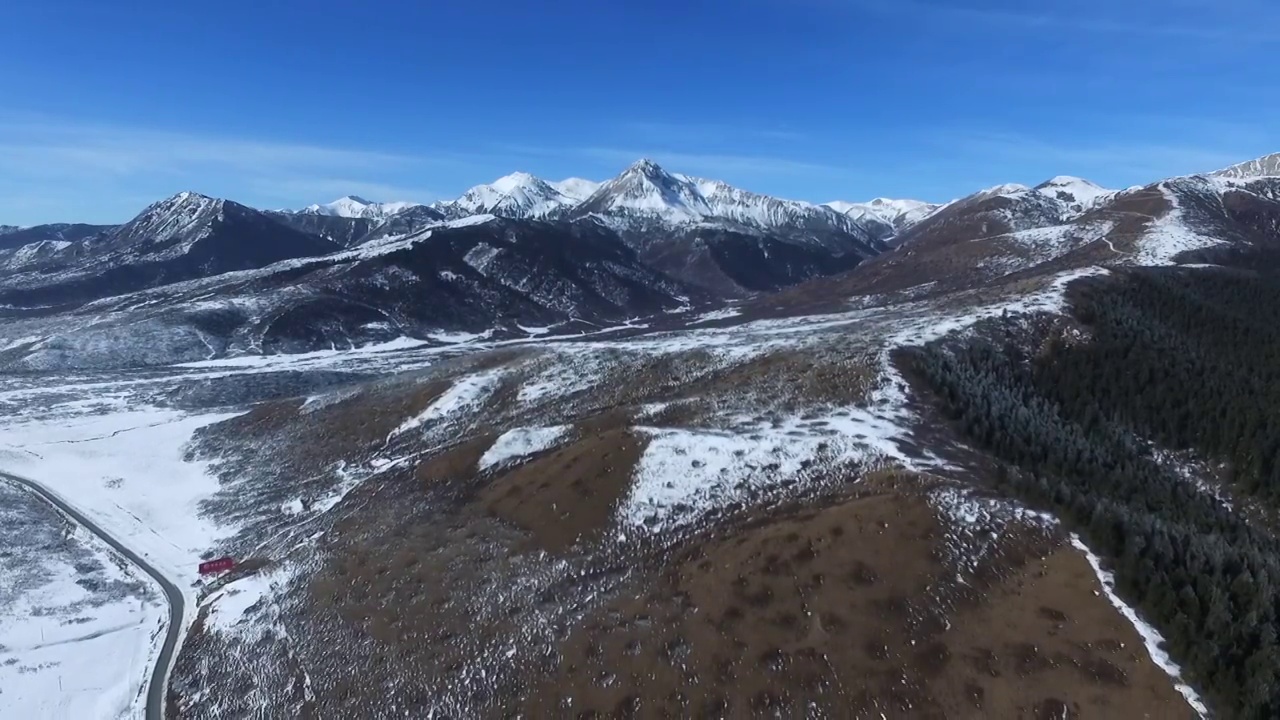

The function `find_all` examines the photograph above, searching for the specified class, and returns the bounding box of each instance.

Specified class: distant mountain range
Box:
[0,159,918,303]
[2,152,1279,370]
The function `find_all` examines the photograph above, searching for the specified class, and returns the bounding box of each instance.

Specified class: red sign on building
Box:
[198,557,235,575]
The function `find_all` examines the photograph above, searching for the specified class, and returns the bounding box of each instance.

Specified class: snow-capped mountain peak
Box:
[489,172,541,194]
[576,159,710,222]
[627,157,665,175]
[115,192,228,246]
[450,172,579,218]
[572,160,894,246]
[300,196,421,221]
[823,197,942,231]
[1033,176,1115,215]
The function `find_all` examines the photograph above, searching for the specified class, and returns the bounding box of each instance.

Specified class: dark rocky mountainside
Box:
[265,211,377,248]
[0,192,339,310]
[0,222,114,251]
[0,216,702,370]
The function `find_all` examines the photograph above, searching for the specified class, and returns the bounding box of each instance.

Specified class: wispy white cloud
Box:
[619,120,806,143]
[0,116,462,223]
[579,147,856,178]
[0,118,425,177]
[497,142,860,181]
[937,130,1260,186]
[244,177,441,207]
[845,0,1278,42]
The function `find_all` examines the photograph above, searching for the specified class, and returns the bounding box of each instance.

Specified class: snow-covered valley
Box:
[4,151,1280,718]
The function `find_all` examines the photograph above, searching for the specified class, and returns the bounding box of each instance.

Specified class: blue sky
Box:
[1,0,1276,225]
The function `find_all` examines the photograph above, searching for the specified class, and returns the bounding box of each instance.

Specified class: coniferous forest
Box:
[906,265,1280,719]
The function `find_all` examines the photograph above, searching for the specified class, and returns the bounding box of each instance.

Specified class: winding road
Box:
[0,470,183,720]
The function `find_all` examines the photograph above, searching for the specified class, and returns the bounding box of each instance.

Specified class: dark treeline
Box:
[906,266,1280,719]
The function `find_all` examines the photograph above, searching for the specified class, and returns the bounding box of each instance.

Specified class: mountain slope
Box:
[266,211,377,248]
[0,216,703,369]
[358,204,449,244]
[764,158,1280,310]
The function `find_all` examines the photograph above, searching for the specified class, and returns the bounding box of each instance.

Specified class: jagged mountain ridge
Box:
[1213,152,1280,180]
[571,159,893,244]
[824,198,943,233]
[299,195,421,220]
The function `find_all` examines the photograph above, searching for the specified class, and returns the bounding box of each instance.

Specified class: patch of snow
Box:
[203,569,288,633]
[516,323,554,336]
[1007,219,1116,265]
[427,329,492,344]
[517,349,609,405]
[1212,152,1280,180]
[175,335,432,369]
[636,402,671,420]
[622,408,929,535]
[0,334,42,351]
[1135,181,1227,265]
[388,370,504,440]
[463,242,502,274]
[689,307,743,324]
[478,426,571,471]
[928,485,1055,575]
[442,213,497,229]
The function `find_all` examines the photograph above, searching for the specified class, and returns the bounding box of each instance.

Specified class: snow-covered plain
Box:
[0,404,238,719]
[0,481,166,720]
[0,408,237,589]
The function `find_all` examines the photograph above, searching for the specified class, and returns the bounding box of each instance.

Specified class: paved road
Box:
[0,471,183,720]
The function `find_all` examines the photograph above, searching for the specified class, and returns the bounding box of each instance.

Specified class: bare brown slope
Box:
[521,479,1194,718]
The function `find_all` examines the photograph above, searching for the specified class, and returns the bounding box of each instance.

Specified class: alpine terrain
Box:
[3,153,1280,720]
